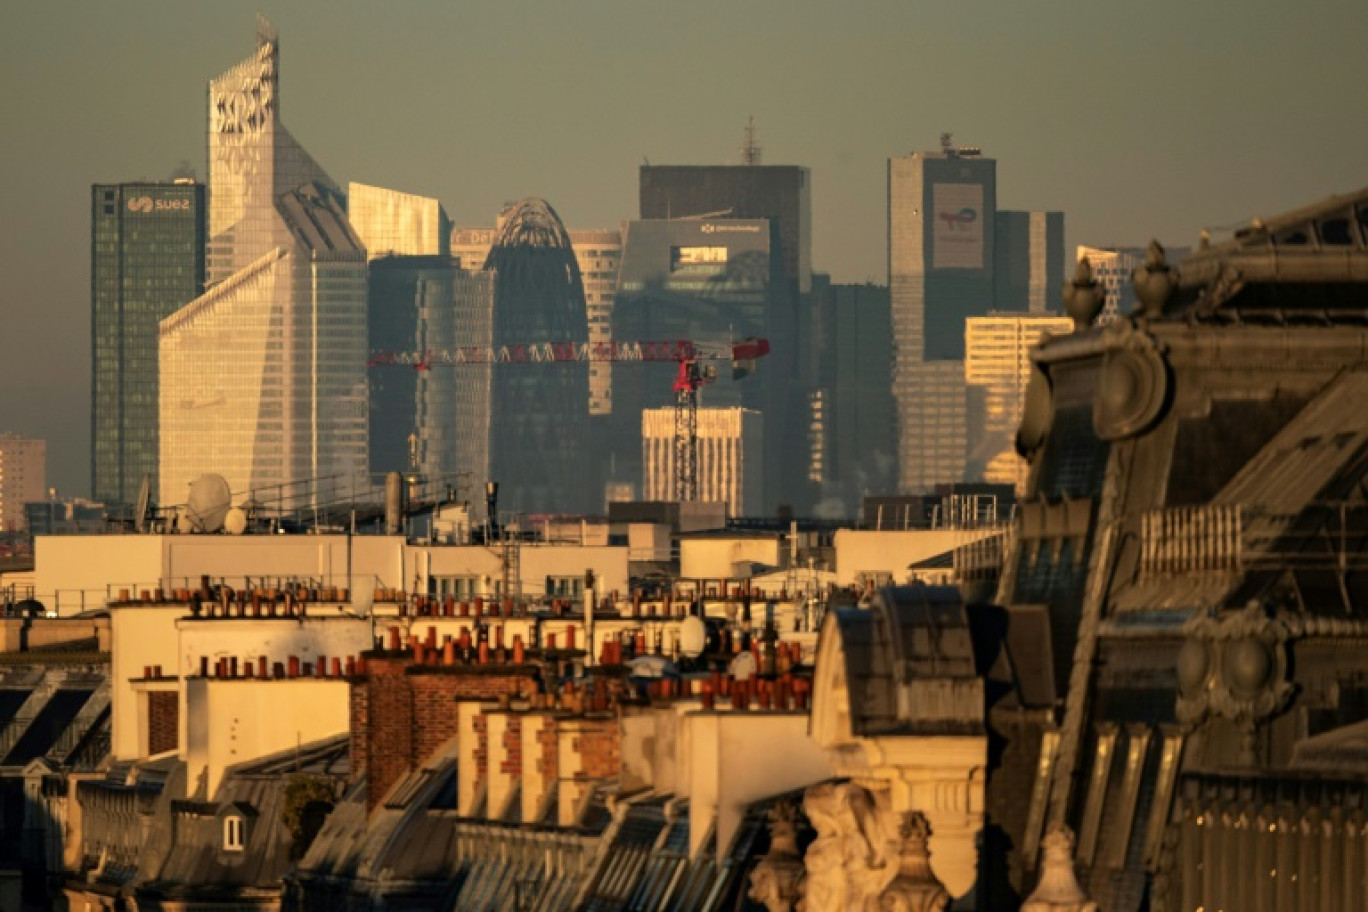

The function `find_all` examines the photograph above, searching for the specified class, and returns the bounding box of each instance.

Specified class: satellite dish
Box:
[133,474,153,533]
[628,654,676,679]
[223,507,248,535]
[679,616,706,659]
[185,473,232,533]
[728,650,757,681]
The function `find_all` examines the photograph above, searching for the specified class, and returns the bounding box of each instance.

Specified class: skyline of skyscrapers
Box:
[90,180,206,506]
[73,15,1089,522]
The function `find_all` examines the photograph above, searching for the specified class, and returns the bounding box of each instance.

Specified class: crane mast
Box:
[368,337,771,504]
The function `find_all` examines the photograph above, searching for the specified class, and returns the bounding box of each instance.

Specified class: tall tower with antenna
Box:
[741,116,762,166]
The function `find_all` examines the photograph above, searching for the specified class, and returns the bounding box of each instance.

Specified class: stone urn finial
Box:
[1063,258,1106,332]
[748,801,806,912]
[878,812,949,912]
[1131,239,1176,320]
[1021,825,1097,912]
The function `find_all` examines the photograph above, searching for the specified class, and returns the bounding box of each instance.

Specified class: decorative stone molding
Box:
[1130,240,1176,320]
[748,801,806,912]
[1093,319,1170,441]
[1021,825,1097,912]
[1063,258,1106,332]
[1175,601,1293,749]
[877,812,950,912]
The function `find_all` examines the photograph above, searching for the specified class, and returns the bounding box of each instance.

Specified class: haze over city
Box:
[2,0,1366,493]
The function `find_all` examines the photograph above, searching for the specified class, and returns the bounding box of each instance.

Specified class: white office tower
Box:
[642,407,762,517]
[160,18,368,505]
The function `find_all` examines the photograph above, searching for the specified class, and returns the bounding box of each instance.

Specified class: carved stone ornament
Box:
[877,812,949,912]
[1174,601,1293,734]
[1063,258,1107,332]
[1092,319,1170,441]
[1021,825,1097,912]
[749,801,807,912]
[799,782,892,912]
[1130,239,1176,320]
[1015,362,1053,462]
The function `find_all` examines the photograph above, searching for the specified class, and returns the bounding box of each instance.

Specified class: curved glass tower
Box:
[483,199,589,515]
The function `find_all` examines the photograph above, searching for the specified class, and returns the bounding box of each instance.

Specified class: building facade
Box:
[964,312,1073,489]
[451,223,621,418]
[888,145,995,495]
[160,22,368,506]
[642,407,762,522]
[91,181,206,506]
[805,278,897,517]
[480,199,590,516]
[347,181,450,259]
[0,434,45,532]
[995,210,1064,313]
[640,164,811,512]
[608,218,773,506]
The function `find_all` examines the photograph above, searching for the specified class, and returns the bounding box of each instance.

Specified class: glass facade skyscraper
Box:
[608,218,774,507]
[638,164,811,512]
[888,146,996,493]
[348,182,451,259]
[91,181,206,505]
[483,199,590,516]
[159,19,368,506]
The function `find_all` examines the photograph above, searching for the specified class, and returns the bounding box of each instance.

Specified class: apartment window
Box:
[223,815,245,852]
[546,575,585,599]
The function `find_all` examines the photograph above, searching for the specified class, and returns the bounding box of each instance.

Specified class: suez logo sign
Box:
[937,207,978,230]
[127,196,192,214]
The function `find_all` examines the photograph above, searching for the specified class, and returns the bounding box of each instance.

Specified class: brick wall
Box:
[147,691,178,755]
[500,716,523,779]
[538,717,559,784]
[349,655,536,810]
[473,713,488,790]
[575,720,622,782]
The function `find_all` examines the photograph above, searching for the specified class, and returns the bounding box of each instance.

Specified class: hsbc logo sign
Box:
[127,196,191,214]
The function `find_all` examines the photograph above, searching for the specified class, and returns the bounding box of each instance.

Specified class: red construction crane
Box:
[367,338,771,502]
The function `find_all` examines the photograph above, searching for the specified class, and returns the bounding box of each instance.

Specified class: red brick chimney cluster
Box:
[195,653,364,679]
[350,650,538,809]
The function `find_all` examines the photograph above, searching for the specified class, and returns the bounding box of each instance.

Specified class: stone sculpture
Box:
[1021,825,1096,912]
[748,801,806,912]
[877,812,950,912]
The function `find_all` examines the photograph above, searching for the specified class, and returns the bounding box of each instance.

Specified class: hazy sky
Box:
[2,0,1365,495]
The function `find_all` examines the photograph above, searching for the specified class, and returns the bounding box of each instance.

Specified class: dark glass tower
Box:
[91,181,206,505]
[484,199,590,515]
[638,164,811,512]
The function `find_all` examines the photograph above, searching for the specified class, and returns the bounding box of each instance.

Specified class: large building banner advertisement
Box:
[932,183,984,269]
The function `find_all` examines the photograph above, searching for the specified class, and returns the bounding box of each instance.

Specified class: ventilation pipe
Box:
[385,471,404,535]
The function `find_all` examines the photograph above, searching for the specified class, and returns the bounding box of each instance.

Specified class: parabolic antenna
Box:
[223,507,248,535]
[728,650,757,682]
[185,473,232,533]
[679,616,706,659]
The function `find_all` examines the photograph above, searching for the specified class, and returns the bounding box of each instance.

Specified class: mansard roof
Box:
[1173,186,1368,322]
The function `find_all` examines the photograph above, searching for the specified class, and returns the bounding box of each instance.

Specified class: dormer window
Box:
[224,815,245,852]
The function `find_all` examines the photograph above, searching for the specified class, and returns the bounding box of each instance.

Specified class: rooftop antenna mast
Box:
[741,116,762,166]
